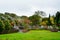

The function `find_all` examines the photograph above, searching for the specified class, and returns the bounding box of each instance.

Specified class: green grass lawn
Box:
[0,30,60,40]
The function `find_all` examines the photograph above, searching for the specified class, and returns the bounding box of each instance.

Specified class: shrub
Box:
[0,20,5,33]
[50,25,58,32]
[4,20,12,33]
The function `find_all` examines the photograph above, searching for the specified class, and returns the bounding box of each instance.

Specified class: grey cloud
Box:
[0,0,60,16]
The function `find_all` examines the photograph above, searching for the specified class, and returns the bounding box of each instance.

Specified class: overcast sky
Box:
[0,0,60,17]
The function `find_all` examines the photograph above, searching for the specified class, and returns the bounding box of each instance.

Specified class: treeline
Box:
[0,11,60,33]
[0,12,19,34]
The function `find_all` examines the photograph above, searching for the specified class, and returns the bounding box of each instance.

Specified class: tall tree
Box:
[47,14,52,26]
[56,11,60,27]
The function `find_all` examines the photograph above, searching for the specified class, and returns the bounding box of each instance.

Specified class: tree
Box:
[5,12,10,16]
[34,11,46,16]
[42,18,48,25]
[0,13,4,16]
[20,16,30,29]
[20,16,28,19]
[4,20,12,32]
[10,13,17,18]
[55,11,60,29]
[29,15,40,25]
[47,14,52,26]
[29,11,46,26]
[0,20,5,33]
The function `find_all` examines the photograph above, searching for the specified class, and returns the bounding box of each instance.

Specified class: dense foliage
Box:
[0,11,60,33]
[0,20,5,33]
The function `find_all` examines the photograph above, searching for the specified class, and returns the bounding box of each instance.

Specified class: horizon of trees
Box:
[0,11,60,33]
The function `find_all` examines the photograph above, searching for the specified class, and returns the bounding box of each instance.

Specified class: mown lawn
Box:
[0,30,60,40]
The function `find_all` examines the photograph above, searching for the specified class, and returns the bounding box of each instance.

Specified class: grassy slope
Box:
[0,30,60,40]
